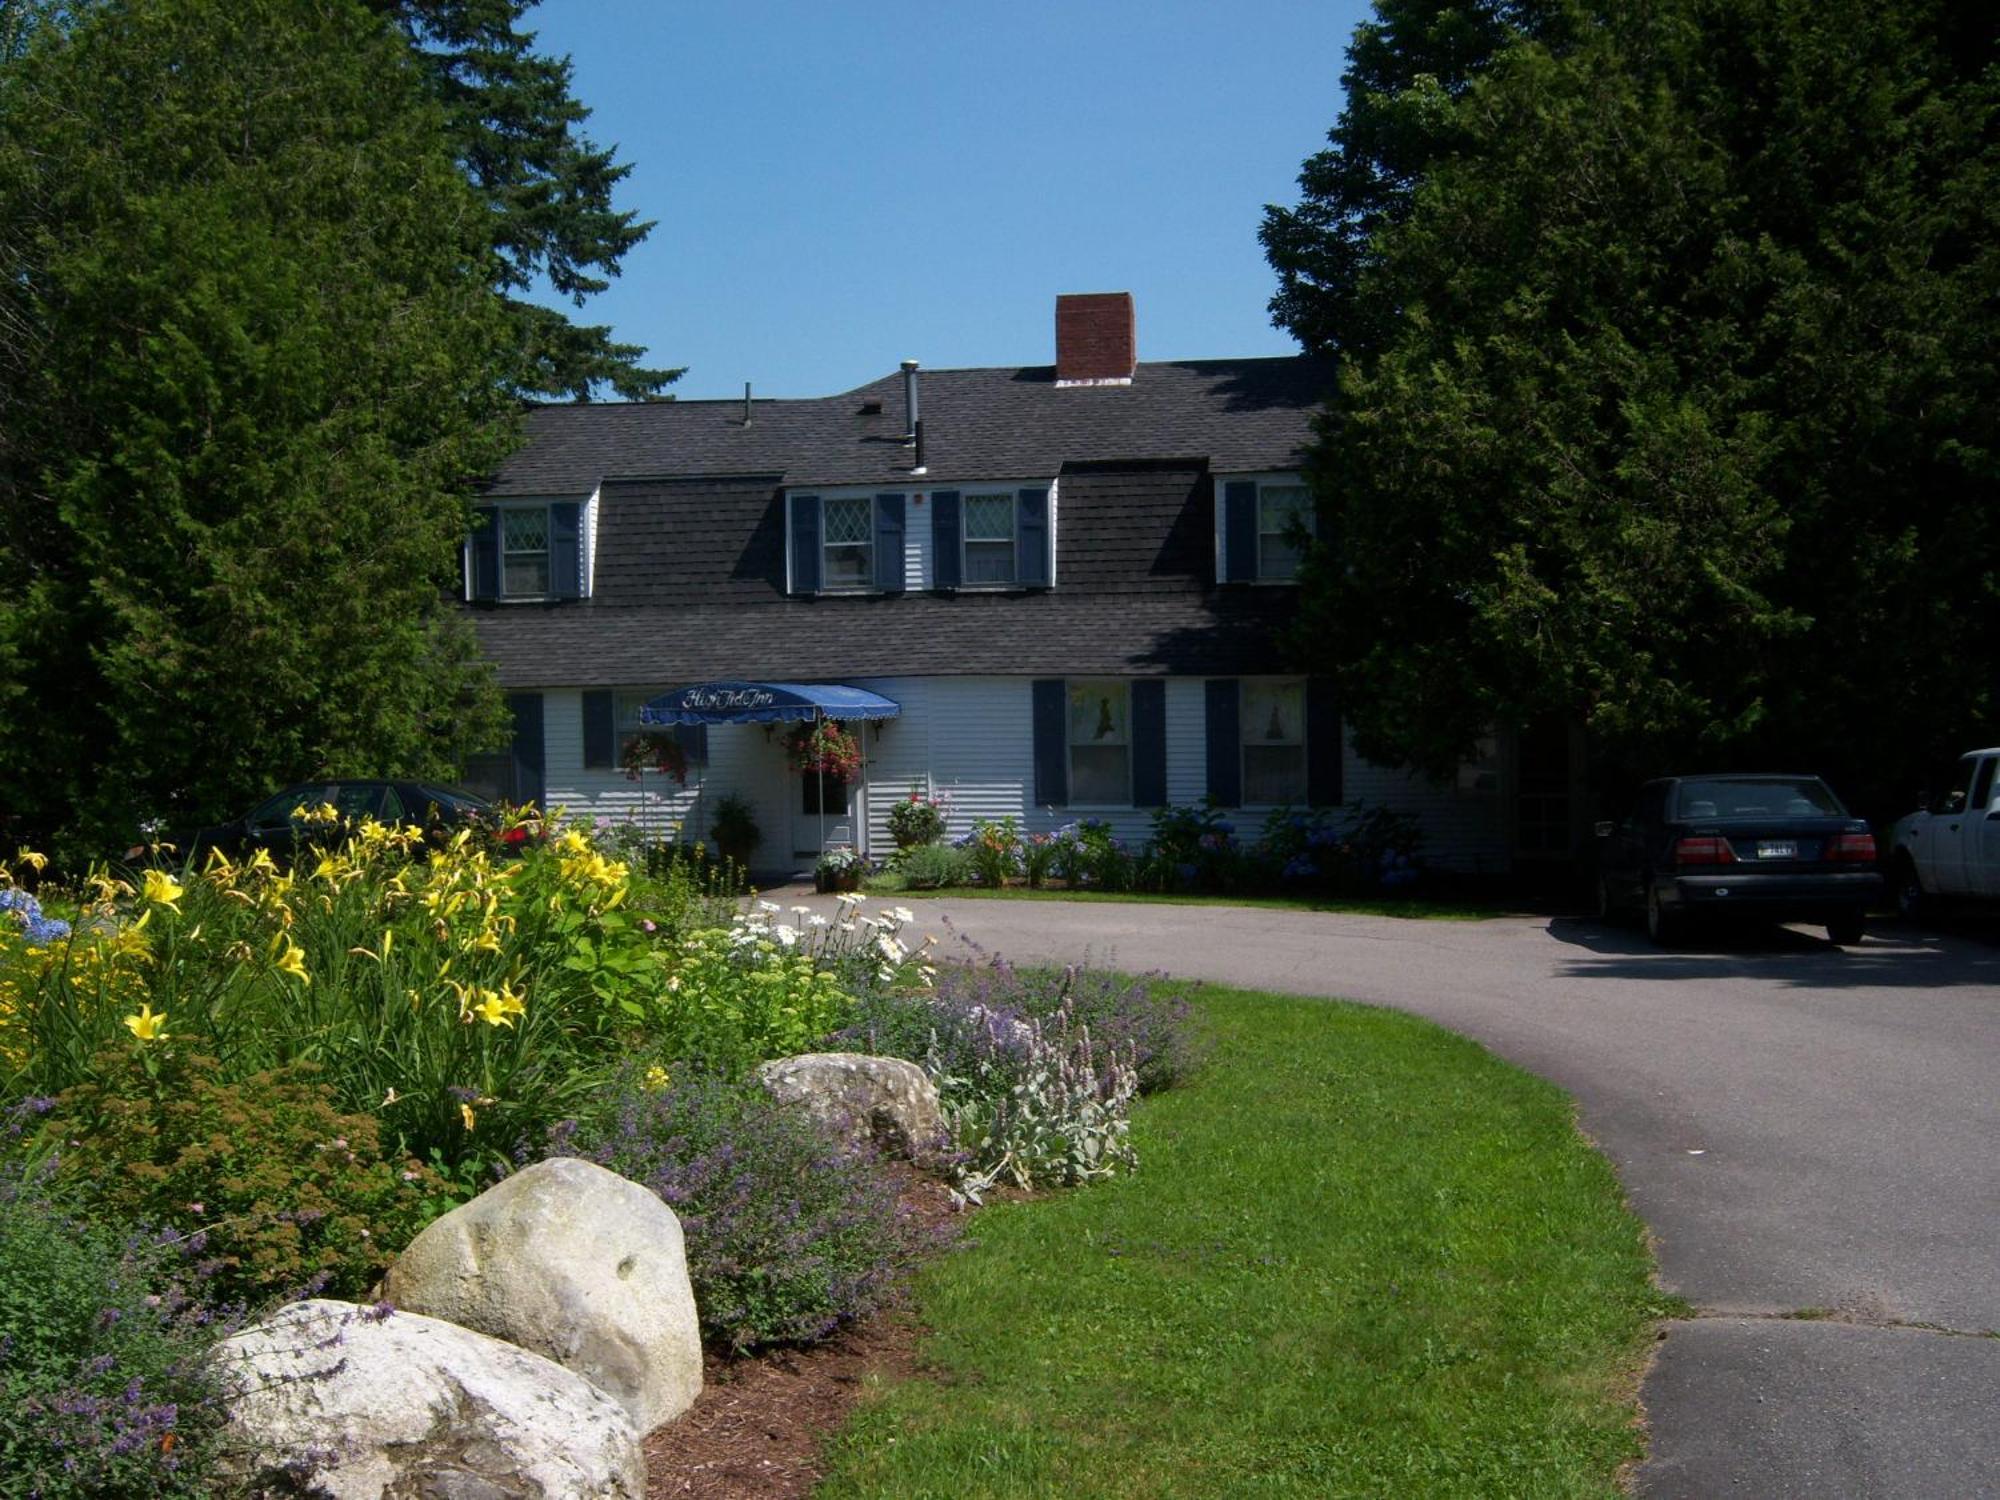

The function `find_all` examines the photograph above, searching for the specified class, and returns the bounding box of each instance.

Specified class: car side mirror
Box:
[1593,820,1614,838]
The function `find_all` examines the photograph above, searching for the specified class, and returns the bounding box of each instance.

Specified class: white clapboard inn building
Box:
[461,293,1584,875]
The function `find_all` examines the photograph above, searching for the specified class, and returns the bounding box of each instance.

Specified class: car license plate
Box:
[1757,841,1798,860]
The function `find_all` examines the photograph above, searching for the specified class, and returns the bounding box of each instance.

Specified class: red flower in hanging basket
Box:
[784,719,863,780]
[622,730,689,784]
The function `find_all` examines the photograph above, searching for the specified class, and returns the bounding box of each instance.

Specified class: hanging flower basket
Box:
[784,719,862,780]
[622,730,689,785]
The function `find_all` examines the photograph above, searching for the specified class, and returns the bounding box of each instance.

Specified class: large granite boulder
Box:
[213,1298,644,1499]
[382,1157,702,1433]
[755,1051,943,1158]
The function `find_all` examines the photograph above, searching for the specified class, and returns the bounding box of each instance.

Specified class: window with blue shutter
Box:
[1222,481,1258,584]
[507,692,545,810]
[1032,679,1067,806]
[1017,487,1050,587]
[582,690,615,769]
[874,494,906,593]
[470,507,500,601]
[790,494,821,594]
[932,491,962,589]
[1307,677,1342,806]
[1131,679,1166,807]
[1204,679,1241,807]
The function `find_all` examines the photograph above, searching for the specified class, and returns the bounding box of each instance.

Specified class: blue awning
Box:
[637,681,901,726]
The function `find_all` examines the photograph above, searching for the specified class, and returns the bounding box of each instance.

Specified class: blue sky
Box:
[524,0,1372,400]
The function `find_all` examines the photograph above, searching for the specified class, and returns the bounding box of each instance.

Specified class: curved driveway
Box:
[876,895,2000,1497]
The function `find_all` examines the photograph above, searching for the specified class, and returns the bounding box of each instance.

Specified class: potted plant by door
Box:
[814,845,865,894]
[710,794,761,877]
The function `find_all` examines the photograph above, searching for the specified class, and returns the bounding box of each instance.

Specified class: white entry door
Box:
[792,770,853,858]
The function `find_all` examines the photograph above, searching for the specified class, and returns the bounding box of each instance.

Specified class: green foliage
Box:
[885,786,950,849]
[967,817,1022,889]
[0,0,517,864]
[0,1160,228,1499]
[372,0,678,400]
[893,843,970,891]
[556,1070,940,1352]
[45,1050,444,1305]
[659,925,856,1075]
[1276,0,2000,810]
[708,794,763,868]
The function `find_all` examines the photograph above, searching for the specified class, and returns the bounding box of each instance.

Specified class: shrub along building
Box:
[463,293,1583,876]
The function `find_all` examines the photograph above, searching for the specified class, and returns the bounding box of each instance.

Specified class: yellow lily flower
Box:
[123,1003,169,1042]
[141,869,184,911]
[471,990,516,1027]
[460,1101,478,1131]
[15,847,48,873]
[269,933,310,986]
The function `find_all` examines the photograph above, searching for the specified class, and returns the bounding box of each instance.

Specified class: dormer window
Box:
[1217,473,1313,584]
[821,495,875,591]
[963,493,1018,583]
[931,485,1052,589]
[467,498,584,602]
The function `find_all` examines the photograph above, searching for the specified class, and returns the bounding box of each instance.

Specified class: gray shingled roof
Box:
[486,356,1332,496]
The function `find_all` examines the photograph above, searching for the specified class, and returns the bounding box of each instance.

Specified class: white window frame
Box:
[1240,677,1308,808]
[820,493,875,593]
[961,490,1020,587]
[1066,678,1133,809]
[1215,471,1314,585]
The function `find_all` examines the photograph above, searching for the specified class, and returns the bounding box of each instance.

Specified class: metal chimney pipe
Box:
[900,359,920,441]
[742,381,752,426]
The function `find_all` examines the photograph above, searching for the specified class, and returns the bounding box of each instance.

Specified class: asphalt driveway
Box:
[849,894,2000,1497]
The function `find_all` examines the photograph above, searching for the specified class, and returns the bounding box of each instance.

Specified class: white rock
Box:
[756,1051,944,1158]
[382,1157,702,1433]
[213,1298,644,1499]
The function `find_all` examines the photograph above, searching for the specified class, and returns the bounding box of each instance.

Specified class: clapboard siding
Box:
[1343,733,1511,874]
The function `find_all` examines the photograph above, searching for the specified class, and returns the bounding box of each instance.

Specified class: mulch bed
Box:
[645,1171,960,1499]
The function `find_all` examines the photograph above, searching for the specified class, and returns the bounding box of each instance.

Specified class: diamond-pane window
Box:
[1257,485,1310,581]
[501,504,551,597]
[822,496,873,590]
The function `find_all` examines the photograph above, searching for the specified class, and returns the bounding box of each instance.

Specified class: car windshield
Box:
[1674,777,1844,820]
[415,785,491,816]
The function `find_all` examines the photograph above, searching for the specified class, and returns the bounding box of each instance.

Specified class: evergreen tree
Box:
[0,0,517,860]
[376,0,681,401]
[1272,0,1998,811]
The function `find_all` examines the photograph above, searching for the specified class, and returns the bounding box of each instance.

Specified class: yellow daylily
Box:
[470,990,516,1027]
[123,1003,169,1042]
[460,1101,477,1131]
[141,869,184,911]
[16,847,48,873]
[269,933,310,986]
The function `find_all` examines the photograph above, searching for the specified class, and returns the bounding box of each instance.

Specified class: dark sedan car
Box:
[1595,774,1881,946]
[129,780,508,865]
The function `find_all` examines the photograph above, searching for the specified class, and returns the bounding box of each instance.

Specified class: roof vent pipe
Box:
[901,359,925,473]
[742,381,752,426]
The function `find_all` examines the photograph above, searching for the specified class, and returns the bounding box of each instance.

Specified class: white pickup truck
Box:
[1888,747,2000,917]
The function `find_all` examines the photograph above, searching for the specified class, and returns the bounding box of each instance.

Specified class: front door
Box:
[792,770,853,858]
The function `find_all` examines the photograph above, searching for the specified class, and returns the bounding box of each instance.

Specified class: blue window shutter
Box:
[1205,678,1241,806]
[791,494,821,594]
[550,502,582,598]
[471,507,499,600]
[1032,679,1067,807]
[933,490,962,589]
[582,690,615,769]
[1223,481,1259,583]
[507,692,545,810]
[1016,487,1050,587]
[674,721,708,768]
[1132,679,1166,807]
[1307,677,1342,806]
[874,493,906,593]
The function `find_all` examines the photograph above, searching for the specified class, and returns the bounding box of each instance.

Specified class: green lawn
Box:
[862,876,1494,921]
[817,986,1672,1499]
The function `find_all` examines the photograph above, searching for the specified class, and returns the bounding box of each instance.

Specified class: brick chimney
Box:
[1055,292,1136,385]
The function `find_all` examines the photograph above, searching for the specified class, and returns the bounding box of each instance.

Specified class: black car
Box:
[1595,774,1881,946]
[129,780,508,865]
